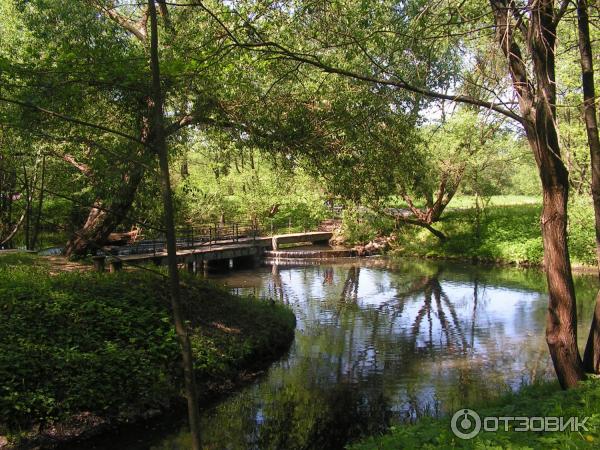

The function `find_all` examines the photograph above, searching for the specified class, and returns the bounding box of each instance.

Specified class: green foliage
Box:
[0,255,295,437]
[341,207,395,245]
[509,164,543,197]
[416,111,520,200]
[568,197,598,267]
[176,146,328,230]
[391,196,595,267]
[349,379,600,449]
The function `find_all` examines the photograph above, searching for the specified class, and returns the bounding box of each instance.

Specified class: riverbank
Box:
[389,197,596,268]
[0,253,296,448]
[349,378,600,449]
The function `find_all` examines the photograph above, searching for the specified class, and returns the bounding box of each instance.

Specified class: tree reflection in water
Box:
[148,259,597,450]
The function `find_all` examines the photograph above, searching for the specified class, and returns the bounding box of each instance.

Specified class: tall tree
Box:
[0,0,153,256]
[489,0,584,387]
[576,0,600,373]
[147,1,202,446]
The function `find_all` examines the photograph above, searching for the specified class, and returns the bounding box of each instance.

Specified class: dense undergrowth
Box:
[350,379,600,449]
[0,254,295,443]
[343,196,596,267]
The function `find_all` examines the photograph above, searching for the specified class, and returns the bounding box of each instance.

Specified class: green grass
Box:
[384,195,540,210]
[0,252,49,268]
[0,254,295,443]
[349,379,600,449]
[447,195,540,209]
[391,196,596,267]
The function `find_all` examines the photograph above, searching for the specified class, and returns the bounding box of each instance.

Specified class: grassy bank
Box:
[0,253,296,447]
[349,379,600,449]
[390,196,596,267]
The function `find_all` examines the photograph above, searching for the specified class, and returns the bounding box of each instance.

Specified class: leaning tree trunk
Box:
[575,0,600,374]
[64,111,151,257]
[64,163,145,257]
[30,155,46,250]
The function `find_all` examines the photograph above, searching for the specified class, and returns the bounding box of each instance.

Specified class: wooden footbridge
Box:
[93,225,333,273]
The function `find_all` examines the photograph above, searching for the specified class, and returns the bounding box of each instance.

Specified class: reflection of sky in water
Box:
[141,259,597,450]
[226,265,565,409]
[249,267,546,364]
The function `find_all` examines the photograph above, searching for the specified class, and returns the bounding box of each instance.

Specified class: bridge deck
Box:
[103,231,333,270]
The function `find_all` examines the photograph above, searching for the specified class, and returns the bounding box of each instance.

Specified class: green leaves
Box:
[0,257,294,436]
[351,379,600,449]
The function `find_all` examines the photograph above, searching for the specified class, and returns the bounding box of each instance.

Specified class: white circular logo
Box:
[451,409,481,439]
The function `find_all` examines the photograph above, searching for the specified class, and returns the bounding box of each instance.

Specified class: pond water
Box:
[81,257,599,450]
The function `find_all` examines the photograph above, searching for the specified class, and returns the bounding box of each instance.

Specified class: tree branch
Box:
[0,96,148,146]
[509,0,529,36]
[59,153,93,176]
[165,113,237,135]
[554,0,572,27]
[190,0,525,124]
[92,0,148,42]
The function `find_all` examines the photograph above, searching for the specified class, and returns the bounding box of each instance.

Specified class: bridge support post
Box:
[109,260,123,272]
[92,256,106,272]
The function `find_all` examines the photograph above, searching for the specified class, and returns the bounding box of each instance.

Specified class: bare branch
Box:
[92,0,148,42]
[554,0,572,26]
[59,153,93,176]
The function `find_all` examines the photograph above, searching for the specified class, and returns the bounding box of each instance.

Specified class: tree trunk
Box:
[539,179,585,388]
[0,156,16,247]
[62,110,149,257]
[576,0,600,373]
[63,130,151,257]
[530,1,584,389]
[64,167,144,257]
[148,2,202,448]
[404,217,447,241]
[30,155,46,250]
[23,164,31,250]
[490,0,585,388]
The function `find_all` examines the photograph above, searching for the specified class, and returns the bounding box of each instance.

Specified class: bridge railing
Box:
[107,222,263,256]
[105,218,324,256]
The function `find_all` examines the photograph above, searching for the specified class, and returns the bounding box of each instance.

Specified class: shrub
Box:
[0,259,295,436]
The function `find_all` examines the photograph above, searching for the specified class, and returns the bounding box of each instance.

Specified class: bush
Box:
[341,208,395,245]
[0,258,295,437]
[568,197,597,267]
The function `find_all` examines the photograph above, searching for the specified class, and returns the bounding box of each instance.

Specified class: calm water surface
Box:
[84,257,599,450]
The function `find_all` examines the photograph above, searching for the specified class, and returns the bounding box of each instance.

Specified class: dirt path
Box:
[45,256,93,275]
